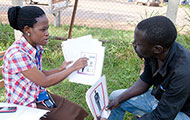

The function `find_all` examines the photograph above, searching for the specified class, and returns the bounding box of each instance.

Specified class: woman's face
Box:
[28,15,49,47]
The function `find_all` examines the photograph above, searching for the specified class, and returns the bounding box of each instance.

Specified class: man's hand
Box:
[96,116,107,120]
[100,118,107,120]
[106,98,120,110]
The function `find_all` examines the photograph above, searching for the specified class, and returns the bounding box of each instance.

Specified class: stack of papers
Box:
[62,35,105,85]
[86,76,111,120]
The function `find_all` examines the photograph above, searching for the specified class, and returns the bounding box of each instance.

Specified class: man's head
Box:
[133,16,177,59]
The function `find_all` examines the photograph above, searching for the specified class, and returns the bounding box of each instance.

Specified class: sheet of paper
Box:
[68,47,105,85]
[86,76,111,120]
[0,102,49,120]
[62,35,102,61]
[62,35,105,85]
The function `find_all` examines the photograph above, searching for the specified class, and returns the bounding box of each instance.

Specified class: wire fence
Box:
[0,0,190,38]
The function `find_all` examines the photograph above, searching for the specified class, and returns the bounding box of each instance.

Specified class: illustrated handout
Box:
[78,52,97,75]
[61,35,105,85]
[86,76,111,120]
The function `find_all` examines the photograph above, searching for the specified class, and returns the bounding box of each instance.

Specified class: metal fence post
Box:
[166,0,180,23]
[54,11,61,27]
[68,0,78,39]
[11,0,23,40]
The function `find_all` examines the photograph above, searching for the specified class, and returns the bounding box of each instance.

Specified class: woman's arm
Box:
[21,57,88,88]
[42,60,72,76]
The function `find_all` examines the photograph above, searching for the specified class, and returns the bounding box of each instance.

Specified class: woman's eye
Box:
[41,29,46,32]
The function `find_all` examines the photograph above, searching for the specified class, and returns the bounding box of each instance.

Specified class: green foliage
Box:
[185,8,190,30]
[0,88,5,102]
[0,24,15,101]
[140,10,160,20]
[176,34,190,50]
[179,4,190,8]
[139,9,166,22]
[48,24,70,37]
[0,24,15,50]
[185,9,190,22]
[137,9,165,26]
[0,23,190,120]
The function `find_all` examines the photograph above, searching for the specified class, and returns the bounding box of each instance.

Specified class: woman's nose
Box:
[45,31,49,36]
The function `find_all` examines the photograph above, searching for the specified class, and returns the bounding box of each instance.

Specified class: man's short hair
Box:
[137,16,177,48]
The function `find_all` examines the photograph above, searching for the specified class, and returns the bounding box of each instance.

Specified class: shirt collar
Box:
[20,36,44,58]
[156,41,177,77]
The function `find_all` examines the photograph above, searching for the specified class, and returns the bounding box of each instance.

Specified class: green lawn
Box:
[0,24,190,120]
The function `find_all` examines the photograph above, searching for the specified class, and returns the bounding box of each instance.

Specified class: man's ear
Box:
[153,45,164,54]
[23,26,31,35]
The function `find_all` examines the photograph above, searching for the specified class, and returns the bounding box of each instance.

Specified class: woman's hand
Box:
[71,57,88,71]
[59,60,73,71]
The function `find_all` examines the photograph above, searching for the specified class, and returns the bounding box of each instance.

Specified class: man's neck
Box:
[157,48,170,69]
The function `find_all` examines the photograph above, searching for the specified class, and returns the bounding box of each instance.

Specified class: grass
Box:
[0,24,190,120]
[179,4,190,8]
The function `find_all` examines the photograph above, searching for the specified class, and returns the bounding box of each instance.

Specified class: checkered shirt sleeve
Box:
[7,51,35,73]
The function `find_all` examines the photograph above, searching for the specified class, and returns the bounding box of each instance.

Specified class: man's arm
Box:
[118,78,150,103]
[107,78,150,109]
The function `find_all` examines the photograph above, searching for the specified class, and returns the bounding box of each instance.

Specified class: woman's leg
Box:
[37,93,88,120]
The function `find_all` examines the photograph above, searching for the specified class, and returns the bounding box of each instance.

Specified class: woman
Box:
[3,6,88,120]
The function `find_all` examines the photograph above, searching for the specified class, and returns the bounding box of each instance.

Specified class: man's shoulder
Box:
[175,42,190,55]
[170,42,190,69]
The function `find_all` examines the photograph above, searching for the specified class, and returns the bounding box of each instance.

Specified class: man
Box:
[106,16,190,120]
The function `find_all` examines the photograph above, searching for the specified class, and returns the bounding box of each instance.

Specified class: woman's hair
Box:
[137,16,177,48]
[8,6,45,31]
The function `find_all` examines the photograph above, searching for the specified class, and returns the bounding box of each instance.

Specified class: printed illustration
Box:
[78,52,97,75]
[94,90,101,112]
[90,83,105,116]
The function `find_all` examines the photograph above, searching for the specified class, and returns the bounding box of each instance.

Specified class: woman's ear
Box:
[23,26,31,35]
[153,45,164,54]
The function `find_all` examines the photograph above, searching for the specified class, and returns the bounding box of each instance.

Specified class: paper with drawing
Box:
[86,76,111,119]
[61,35,105,85]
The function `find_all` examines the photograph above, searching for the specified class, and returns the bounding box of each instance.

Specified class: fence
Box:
[0,0,190,38]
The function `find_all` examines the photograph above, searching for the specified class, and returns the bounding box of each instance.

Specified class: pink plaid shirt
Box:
[2,36,44,108]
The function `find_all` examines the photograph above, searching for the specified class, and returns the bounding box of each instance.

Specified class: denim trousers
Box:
[108,89,190,120]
